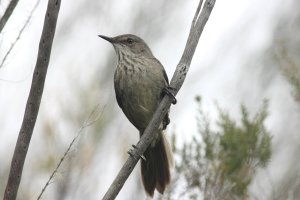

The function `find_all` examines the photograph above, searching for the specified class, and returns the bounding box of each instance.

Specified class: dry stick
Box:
[0,0,20,33]
[102,0,216,199]
[3,1,61,200]
[0,0,41,68]
[37,104,105,200]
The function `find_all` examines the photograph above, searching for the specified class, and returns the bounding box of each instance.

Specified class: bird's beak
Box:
[98,35,114,43]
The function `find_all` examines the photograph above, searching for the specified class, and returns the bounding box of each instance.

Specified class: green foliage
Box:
[217,100,271,197]
[159,97,272,200]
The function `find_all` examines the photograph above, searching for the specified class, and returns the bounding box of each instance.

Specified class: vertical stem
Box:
[3,0,61,199]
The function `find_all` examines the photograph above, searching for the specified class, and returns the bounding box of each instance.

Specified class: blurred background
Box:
[0,0,299,199]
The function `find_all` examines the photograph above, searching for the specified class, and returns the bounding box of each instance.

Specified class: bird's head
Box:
[98,34,153,58]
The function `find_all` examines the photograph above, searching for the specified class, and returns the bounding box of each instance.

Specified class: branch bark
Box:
[102,0,216,199]
[0,0,20,33]
[3,0,61,200]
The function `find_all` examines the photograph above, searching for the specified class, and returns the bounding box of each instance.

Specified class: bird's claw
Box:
[127,149,135,158]
[162,87,177,104]
[127,145,146,161]
[140,155,146,161]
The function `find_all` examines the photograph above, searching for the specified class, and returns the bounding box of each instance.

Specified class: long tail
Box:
[140,132,173,197]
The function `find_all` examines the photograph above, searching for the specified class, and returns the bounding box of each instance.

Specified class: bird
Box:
[98,34,174,197]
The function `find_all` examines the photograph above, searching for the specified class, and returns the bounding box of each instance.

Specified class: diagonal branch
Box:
[3,0,61,200]
[0,0,20,33]
[101,0,216,199]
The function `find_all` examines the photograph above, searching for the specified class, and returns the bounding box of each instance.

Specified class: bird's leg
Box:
[127,145,146,161]
[162,86,177,104]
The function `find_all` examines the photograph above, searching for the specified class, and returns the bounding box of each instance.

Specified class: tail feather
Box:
[141,133,172,197]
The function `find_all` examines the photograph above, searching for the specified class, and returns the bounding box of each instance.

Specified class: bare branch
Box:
[0,0,20,33]
[192,0,203,26]
[0,0,41,69]
[37,104,105,200]
[101,0,216,199]
[3,0,61,200]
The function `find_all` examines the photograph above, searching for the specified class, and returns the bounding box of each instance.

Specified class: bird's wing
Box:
[151,58,169,86]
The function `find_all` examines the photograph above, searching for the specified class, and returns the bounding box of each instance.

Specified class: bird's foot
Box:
[127,145,146,161]
[162,86,177,104]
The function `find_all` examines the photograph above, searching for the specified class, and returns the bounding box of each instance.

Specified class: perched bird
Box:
[99,34,173,197]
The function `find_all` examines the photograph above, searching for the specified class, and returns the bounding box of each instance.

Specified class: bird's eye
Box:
[127,38,134,44]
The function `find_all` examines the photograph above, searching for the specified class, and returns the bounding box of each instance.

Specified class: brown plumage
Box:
[99,34,173,197]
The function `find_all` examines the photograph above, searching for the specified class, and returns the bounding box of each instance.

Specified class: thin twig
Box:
[101,0,216,199]
[0,0,41,68]
[0,0,20,33]
[37,104,105,200]
[3,1,61,200]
